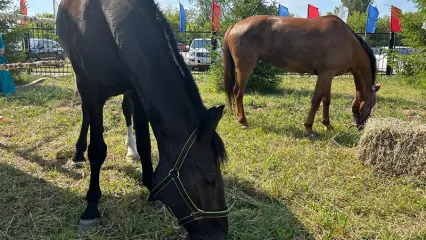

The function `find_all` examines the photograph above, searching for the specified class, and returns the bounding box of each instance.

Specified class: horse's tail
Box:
[346,23,377,85]
[223,25,236,112]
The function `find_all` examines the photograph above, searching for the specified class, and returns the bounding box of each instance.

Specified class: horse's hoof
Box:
[146,195,164,209]
[72,161,85,169]
[79,218,101,232]
[126,153,140,164]
[151,200,164,209]
[325,126,334,131]
[305,132,317,138]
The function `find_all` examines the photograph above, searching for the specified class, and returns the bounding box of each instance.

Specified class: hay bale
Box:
[357,117,426,179]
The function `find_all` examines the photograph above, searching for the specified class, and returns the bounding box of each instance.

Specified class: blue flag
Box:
[179,3,186,32]
[278,4,289,17]
[366,4,379,33]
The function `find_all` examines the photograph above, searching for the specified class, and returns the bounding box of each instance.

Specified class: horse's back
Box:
[227,15,358,73]
[57,0,128,89]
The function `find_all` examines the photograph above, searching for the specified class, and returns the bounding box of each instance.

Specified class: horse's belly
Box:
[264,56,317,74]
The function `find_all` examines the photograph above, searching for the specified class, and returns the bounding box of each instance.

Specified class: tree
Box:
[341,0,372,14]
[0,0,27,63]
[204,0,283,92]
[25,13,56,41]
[346,10,389,33]
[394,2,426,82]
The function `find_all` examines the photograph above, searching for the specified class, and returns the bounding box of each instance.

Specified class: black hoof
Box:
[152,200,164,209]
[79,218,101,232]
[73,154,86,164]
[305,132,318,138]
[146,195,164,209]
[73,161,85,169]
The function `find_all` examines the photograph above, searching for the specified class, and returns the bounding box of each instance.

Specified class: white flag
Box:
[337,5,349,23]
[422,21,426,30]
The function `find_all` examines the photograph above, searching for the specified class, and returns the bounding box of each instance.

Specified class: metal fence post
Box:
[386,32,395,76]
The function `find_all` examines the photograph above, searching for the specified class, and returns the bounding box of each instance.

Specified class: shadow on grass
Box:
[0,162,185,240]
[256,87,354,101]
[0,163,82,240]
[225,176,314,239]
[0,141,83,180]
[0,161,314,239]
[258,119,361,147]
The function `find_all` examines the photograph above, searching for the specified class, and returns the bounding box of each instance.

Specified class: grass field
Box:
[1,74,426,239]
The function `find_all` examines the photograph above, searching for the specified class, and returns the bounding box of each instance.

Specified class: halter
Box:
[354,86,376,127]
[148,127,229,225]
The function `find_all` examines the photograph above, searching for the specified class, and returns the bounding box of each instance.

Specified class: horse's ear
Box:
[198,105,225,142]
[374,83,382,92]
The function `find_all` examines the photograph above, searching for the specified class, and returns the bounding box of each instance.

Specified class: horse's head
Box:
[149,105,228,239]
[352,84,381,129]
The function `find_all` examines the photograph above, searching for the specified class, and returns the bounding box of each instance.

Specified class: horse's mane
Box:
[333,16,377,86]
[148,1,228,166]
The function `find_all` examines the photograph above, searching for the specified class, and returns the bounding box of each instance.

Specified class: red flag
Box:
[212,2,221,31]
[307,4,319,19]
[391,6,402,32]
[20,0,27,15]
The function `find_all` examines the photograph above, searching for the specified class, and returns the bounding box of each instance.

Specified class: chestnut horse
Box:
[224,15,381,136]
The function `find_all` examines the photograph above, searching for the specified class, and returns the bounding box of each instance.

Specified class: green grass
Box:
[1,74,426,239]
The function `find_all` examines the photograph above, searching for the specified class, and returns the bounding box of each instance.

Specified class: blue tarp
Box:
[0,32,16,95]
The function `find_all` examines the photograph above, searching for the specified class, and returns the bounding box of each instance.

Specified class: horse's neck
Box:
[353,69,372,102]
[141,74,206,157]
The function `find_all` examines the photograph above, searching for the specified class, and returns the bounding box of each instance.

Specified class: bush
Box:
[209,55,282,93]
[388,6,426,87]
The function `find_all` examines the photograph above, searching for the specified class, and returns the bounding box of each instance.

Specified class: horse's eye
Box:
[204,177,215,185]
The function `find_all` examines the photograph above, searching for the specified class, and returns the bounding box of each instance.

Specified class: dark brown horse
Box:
[224,15,381,136]
[56,0,229,238]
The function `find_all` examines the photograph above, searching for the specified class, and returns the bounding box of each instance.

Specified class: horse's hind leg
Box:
[73,90,89,167]
[128,92,153,190]
[122,94,140,163]
[321,90,334,131]
[235,65,255,128]
[304,72,334,137]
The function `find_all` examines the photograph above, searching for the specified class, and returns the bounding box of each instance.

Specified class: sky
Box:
[23,0,418,17]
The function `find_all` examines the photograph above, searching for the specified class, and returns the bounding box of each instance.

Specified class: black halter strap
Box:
[149,127,229,225]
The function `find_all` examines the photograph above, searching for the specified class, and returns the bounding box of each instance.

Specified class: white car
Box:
[184,38,222,70]
[373,46,415,73]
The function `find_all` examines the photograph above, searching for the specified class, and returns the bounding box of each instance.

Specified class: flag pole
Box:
[53,0,57,19]
[364,3,370,40]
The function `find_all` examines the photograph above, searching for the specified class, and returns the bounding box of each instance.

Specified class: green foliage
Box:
[25,13,56,40]
[203,0,282,93]
[346,10,389,33]
[0,0,27,76]
[341,0,371,14]
[388,7,426,86]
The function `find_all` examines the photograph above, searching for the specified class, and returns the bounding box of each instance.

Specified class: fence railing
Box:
[0,12,411,78]
[0,12,73,77]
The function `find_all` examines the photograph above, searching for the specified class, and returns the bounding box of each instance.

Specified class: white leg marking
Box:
[126,125,140,163]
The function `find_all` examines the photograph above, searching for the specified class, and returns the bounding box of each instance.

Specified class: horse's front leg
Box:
[79,101,107,231]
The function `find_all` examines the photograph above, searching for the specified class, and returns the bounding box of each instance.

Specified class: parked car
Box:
[184,38,222,70]
[177,42,186,52]
[373,46,415,73]
[27,38,66,66]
